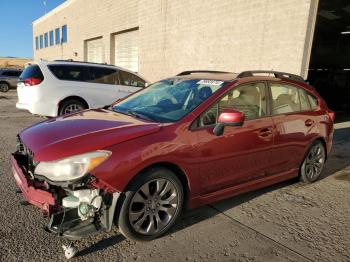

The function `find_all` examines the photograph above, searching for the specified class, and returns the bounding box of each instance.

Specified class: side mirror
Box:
[213,109,245,136]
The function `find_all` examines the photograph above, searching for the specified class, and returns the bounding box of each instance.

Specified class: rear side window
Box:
[307,93,318,109]
[89,67,119,85]
[49,65,89,82]
[270,83,300,114]
[20,65,44,80]
[119,70,146,88]
[298,88,311,111]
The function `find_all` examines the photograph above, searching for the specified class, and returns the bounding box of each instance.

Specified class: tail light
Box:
[24,78,42,86]
[327,109,335,122]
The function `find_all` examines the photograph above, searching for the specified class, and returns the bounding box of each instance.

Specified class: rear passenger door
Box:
[268,82,319,175]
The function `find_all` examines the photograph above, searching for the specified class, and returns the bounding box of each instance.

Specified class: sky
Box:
[0,0,65,58]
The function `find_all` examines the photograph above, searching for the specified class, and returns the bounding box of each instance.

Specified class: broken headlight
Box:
[34,151,111,182]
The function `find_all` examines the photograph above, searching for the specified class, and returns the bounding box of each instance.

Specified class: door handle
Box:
[305,119,314,127]
[258,128,272,137]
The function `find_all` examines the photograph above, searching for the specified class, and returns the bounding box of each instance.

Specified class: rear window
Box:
[20,65,44,80]
[49,65,89,82]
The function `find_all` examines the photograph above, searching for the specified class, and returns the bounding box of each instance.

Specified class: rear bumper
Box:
[10,154,55,216]
[16,101,58,117]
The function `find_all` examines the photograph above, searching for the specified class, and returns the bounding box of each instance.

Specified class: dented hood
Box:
[20,109,161,162]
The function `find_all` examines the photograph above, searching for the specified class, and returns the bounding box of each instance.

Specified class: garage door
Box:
[86,38,105,63]
[114,30,139,72]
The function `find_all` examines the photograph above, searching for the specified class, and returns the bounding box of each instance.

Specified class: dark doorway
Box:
[308,0,350,111]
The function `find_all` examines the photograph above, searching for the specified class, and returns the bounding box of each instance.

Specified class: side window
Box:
[89,67,119,85]
[119,70,146,87]
[48,65,89,82]
[307,93,318,109]
[270,83,300,114]
[199,82,267,127]
[299,88,311,111]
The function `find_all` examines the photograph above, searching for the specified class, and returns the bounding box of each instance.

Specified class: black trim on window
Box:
[190,81,270,130]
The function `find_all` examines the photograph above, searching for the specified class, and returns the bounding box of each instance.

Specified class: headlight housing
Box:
[34,150,111,182]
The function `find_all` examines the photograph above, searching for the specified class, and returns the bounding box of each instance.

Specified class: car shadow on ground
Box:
[76,126,350,257]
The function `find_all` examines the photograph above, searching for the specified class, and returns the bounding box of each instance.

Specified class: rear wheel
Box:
[117,168,184,241]
[0,82,9,92]
[300,140,326,183]
[58,99,87,116]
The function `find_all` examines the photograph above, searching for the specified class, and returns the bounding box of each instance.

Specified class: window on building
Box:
[35,37,39,50]
[61,25,67,43]
[49,30,54,46]
[55,28,60,45]
[44,33,48,48]
[48,65,90,82]
[270,83,301,114]
[40,35,43,49]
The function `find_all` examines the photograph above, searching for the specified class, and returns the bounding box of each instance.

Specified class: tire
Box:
[117,167,184,241]
[300,140,326,183]
[0,82,9,92]
[58,99,87,116]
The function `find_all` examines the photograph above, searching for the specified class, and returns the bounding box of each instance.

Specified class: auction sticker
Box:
[197,80,224,86]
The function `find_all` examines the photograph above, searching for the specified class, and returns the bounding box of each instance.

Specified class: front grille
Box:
[16,135,35,176]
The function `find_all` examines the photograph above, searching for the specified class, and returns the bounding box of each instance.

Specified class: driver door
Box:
[191,82,275,195]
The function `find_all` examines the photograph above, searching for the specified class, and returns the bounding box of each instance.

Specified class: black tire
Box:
[117,167,184,241]
[300,140,326,183]
[58,99,87,116]
[0,82,9,92]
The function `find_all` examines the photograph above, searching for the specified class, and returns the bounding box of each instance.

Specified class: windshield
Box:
[112,78,226,122]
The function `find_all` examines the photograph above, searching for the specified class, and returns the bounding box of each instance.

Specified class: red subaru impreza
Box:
[11,70,334,241]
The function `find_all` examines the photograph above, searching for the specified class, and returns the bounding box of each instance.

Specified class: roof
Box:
[31,60,149,83]
[33,0,77,25]
[175,71,238,81]
[175,70,305,84]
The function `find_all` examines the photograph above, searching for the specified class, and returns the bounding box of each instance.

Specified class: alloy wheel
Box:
[304,143,325,181]
[64,104,84,114]
[128,178,179,235]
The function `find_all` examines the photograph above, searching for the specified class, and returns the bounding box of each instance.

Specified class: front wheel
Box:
[117,168,184,241]
[300,140,326,183]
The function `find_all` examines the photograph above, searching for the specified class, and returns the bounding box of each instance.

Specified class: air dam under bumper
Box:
[10,155,55,216]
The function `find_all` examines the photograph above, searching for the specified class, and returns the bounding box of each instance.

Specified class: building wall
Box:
[33,0,318,82]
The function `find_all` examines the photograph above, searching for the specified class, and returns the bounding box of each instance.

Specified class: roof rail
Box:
[177,70,232,76]
[53,59,109,66]
[237,70,305,82]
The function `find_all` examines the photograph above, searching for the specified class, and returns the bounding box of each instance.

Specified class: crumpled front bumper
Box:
[10,154,56,216]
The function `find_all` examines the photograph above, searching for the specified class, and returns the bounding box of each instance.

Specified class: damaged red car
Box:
[11,70,334,241]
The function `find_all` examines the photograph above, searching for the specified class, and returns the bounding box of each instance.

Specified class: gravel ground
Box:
[0,90,349,261]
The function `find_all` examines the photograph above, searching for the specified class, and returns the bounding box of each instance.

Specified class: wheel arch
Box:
[58,95,89,114]
[313,136,328,160]
[127,162,190,205]
[0,80,10,86]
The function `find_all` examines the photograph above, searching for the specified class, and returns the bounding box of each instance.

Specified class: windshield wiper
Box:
[126,110,154,121]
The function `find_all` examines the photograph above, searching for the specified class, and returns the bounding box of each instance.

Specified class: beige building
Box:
[33,0,319,82]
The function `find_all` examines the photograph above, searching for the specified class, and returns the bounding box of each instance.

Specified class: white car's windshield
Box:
[112,78,226,122]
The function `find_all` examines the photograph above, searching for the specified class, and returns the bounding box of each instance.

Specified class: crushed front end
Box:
[11,137,120,240]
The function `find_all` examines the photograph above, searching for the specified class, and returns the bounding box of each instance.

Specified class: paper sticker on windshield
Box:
[197,80,224,86]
